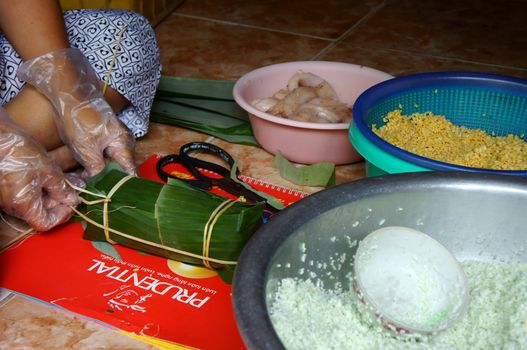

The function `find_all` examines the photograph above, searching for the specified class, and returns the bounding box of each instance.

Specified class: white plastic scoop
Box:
[353,226,469,335]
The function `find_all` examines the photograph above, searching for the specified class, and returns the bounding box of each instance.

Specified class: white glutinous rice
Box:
[268,261,527,350]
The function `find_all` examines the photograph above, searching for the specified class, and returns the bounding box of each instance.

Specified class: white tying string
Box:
[102,24,126,96]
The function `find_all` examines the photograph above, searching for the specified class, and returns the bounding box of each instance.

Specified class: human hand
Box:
[17,48,136,178]
[0,108,78,231]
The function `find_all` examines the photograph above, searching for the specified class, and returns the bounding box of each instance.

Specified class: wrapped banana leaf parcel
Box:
[75,163,265,283]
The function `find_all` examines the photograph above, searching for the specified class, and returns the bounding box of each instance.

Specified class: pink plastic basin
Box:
[233,61,393,164]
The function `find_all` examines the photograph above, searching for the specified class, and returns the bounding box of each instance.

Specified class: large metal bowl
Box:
[232,172,527,349]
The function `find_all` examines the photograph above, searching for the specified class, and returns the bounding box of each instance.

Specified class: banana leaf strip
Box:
[229,162,285,211]
[156,75,236,100]
[91,241,123,261]
[77,163,265,284]
[156,96,248,121]
[151,115,258,146]
[151,99,254,137]
[152,100,245,128]
[273,151,336,187]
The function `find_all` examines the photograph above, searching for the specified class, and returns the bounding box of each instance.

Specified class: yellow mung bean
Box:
[372,110,527,170]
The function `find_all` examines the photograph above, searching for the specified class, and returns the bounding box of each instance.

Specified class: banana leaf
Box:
[155,96,248,121]
[273,151,336,187]
[150,76,259,147]
[78,163,265,284]
[156,76,237,100]
[152,100,245,127]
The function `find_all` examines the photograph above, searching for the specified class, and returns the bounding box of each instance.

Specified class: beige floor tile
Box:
[339,0,527,69]
[135,123,212,164]
[0,296,156,350]
[319,44,527,79]
[177,0,384,39]
[155,15,329,79]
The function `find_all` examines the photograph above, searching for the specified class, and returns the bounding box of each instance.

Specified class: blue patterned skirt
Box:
[0,9,162,138]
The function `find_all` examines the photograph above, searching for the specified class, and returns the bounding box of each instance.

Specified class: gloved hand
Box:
[17,48,136,178]
[0,107,78,231]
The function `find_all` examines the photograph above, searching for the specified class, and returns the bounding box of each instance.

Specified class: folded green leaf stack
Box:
[151,76,259,147]
[78,163,265,283]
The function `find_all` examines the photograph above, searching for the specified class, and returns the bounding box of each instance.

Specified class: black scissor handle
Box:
[156,142,242,191]
[155,142,273,209]
[155,153,179,182]
[179,142,235,168]
[179,142,240,179]
[156,153,213,190]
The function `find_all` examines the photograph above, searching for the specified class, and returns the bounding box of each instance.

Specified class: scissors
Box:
[155,142,276,213]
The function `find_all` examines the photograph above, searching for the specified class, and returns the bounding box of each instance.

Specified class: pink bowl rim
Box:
[233,60,393,130]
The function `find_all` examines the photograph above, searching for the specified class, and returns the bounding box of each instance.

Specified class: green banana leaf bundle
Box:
[151,76,259,147]
[77,163,265,283]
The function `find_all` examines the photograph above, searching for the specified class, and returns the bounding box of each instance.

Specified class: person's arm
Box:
[0,0,68,60]
[0,0,136,177]
[0,1,80,230]
[1,0,129,159]
[0,0,69,152]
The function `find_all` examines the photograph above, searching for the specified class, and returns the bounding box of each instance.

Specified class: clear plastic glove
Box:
[17,48,136,178]
[0,107,79,231]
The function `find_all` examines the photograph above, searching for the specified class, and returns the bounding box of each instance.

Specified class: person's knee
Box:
[64,8,161,80]
[103,9,161,73]
[63,8,161,138]
[126,10,161,78]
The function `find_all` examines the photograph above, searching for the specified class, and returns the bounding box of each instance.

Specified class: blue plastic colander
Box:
[350,72,527,176]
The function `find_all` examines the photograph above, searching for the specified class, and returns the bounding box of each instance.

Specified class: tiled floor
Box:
[2,0,527,348]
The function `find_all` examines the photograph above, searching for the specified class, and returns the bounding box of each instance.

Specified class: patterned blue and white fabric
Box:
[0,9,161,138]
